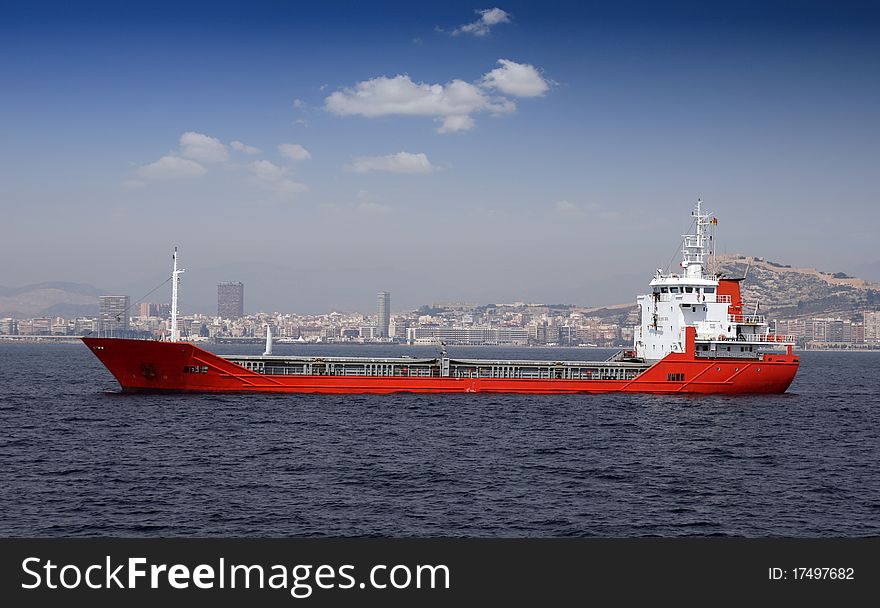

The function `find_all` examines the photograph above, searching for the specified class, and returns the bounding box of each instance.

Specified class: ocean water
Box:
[0,342,877,537]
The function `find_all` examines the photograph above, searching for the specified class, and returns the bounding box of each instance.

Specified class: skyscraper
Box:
[377,291,390,338]
[99,295,130,334]
[137,302,168,317]
[218,282,244,319]
[137,302,154,317]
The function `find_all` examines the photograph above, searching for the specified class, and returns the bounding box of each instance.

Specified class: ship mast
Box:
[170,247,185,342]
[681,198,711,280]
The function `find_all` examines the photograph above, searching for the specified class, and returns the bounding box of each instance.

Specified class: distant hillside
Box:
[0,282,106,318]
[578,303,640,326]
[714,254,880,320]
[576,255,880,324]
[3,256,878,323]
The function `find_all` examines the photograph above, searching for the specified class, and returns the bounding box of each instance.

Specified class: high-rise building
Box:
[377,291,390,338]
[155,303,171,318]
[137,302,169,317]
[864,311,880,344]
[218,282,245,319]
[99,295,130,334]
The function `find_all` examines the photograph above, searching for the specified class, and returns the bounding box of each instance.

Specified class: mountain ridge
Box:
[714,254,880,320]
[2,256,879,321]
[560,254,880,325]
[0,283,107,318]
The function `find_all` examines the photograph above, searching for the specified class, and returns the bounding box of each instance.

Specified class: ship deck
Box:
[220,354,651,381]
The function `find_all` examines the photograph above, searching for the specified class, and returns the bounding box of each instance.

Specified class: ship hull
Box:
[82,338,799,395]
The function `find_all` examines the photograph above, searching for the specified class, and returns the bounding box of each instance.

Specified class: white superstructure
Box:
[634,200,794,362]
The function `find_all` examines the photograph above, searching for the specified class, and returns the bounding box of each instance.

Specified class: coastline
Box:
[2,335,879,353]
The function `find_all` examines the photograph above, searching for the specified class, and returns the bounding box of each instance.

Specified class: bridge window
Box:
[670,287,680,293]
[660,287,668,293]
[704,287,715,293]
[685,287,693,293]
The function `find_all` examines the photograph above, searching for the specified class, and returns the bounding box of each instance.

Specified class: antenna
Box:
[711,214,718,275]
[170,247,185,342]
[680,198,711,279]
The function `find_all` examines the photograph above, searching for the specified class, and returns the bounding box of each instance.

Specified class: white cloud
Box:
[251,159,287,180]
[137,155,207,180]
[482,59,550,97]
[325,73,515,134]
[324,58,552,133]
[554,200,580,215]
[325,75,513,119]
[480,7,510,26]
[292,99,305,109]
[248,160,307,199]
[437,115,476,134]
[230,140,262,155]
[278,143,312,162]
[179,131,229,163]
[453,8,511,37]
[347,152,435,174]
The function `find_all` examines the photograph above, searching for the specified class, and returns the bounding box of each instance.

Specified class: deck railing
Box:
[750,334,796,343]
[695,350,761,359]
[696,334,796,344]
[728,314,766,324]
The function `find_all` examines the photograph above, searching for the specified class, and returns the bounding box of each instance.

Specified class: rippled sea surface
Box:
[1,342,878,537]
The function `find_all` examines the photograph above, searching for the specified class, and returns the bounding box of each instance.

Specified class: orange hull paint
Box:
[82,338,799,395]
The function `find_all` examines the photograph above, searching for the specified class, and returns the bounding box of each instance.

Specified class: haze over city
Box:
[1,1,878,314]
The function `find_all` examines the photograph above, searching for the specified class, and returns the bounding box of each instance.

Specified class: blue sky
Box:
[1,1,878,313]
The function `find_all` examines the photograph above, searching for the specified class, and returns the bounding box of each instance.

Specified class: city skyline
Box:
[4,240,880,347]
[1,1,879,313]
[4,298,879,350]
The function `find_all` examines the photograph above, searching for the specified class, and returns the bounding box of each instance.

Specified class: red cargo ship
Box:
[83,201,799,394]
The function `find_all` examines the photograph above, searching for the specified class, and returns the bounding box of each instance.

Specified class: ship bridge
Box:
[634,200,794,362]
